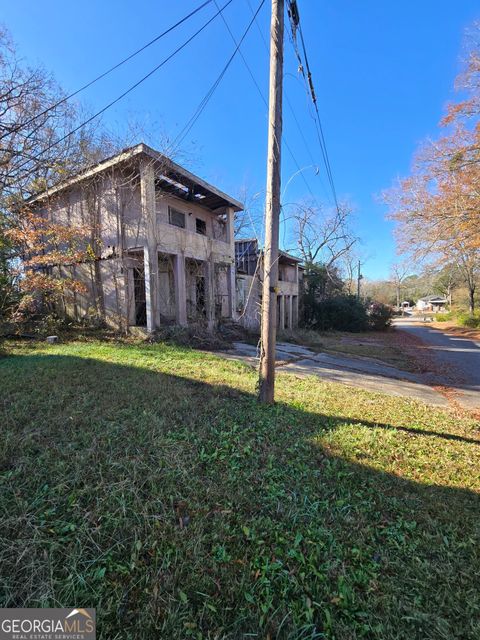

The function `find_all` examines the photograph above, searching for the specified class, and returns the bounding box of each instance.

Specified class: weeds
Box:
[1,340,479,639]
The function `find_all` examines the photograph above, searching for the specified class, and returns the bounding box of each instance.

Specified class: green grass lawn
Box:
[1,340,479,639]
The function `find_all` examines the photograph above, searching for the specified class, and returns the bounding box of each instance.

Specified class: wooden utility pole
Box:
[259,0,284,404]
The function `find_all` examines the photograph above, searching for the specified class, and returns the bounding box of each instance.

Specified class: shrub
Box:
[307,295,368,332]
[457,312,480,328]
[367,302,393,331]
[435,312,453,322]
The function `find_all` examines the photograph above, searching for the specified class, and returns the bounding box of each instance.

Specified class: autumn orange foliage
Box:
[7,207,90,295]
[385,24,480,311]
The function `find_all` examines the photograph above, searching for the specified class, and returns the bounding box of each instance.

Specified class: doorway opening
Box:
[133,265,147,326]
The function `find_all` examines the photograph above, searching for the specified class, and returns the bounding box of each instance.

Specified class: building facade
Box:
[416,296,448,313]
[235,239,302,331]
[27,144,243,332]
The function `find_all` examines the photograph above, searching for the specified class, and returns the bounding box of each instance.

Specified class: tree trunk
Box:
[469,287,475,314]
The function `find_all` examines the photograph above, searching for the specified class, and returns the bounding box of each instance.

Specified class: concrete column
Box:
[140,159,159,331]
[225,206,235,247]
[205,260,215,330]
[294,264,300,328]
[143,246,153,332]
[288,295,293,329]
[174,253,187,326]
[225,207,237,320]
[279,295,285,330]
[227,263,237,320]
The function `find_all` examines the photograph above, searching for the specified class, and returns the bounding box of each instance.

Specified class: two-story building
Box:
[235,239,302,331]
[26,143,243,332]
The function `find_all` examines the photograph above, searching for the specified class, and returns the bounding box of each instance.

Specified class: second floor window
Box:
[169,207,185,229]
[196,218,206,235]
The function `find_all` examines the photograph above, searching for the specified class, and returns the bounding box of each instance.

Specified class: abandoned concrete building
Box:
[235,239,302,331]
[26,143,243,331]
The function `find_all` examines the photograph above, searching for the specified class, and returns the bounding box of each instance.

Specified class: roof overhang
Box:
[278,250,302,265]
[236,241,303,266]
[418,297,447,303]
[26,143,243,212]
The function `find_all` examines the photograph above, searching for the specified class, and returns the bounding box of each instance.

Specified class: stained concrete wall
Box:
[236,259,302,332]
[35,158,236,330]
[236,273,261,330]
[155,194,233,264]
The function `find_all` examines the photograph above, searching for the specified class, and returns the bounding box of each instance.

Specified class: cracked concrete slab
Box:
[303,351,421,382]
[229,341,296,361]
[276,342,318,357]
[219,340,449,407]
[277,358,449,407]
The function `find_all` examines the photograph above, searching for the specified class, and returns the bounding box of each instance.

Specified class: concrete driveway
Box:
[394,318,480,411]
[219,341,449,407]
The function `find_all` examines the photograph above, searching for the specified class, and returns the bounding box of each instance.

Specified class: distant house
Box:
[235,239,303,331]
[416,295,448,313]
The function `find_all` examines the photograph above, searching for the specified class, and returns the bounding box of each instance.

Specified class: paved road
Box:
[395,319,480,411]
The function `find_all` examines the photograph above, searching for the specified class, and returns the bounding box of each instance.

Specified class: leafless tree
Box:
[0,29,78,200]
[292,201,357,270]
[390,262,410,309]
[233,185,262,240]
[338,246,369,296]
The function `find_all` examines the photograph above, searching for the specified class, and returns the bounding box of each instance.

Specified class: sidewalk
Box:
[217,341,449,407]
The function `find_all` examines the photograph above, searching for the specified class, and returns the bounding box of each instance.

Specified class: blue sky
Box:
[3,1,479,278]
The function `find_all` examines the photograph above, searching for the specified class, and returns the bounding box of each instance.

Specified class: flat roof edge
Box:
[26,142,243,211]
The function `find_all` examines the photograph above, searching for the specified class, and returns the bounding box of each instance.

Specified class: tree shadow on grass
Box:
[0,351,479,640]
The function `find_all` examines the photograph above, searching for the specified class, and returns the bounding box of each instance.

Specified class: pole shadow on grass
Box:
[1,351,479,639]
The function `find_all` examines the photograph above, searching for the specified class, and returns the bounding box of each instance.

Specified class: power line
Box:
[181,0,299,259]
[15,0,236,175]
[244,0,331,208]
[172,0,266,150]
[293,4,339,209]
[0,0,214,142]
[246,0,331,204]
[213,0,267,109]
[286,0,340,211]
[298,20,338,207]
[216,0,330,233]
